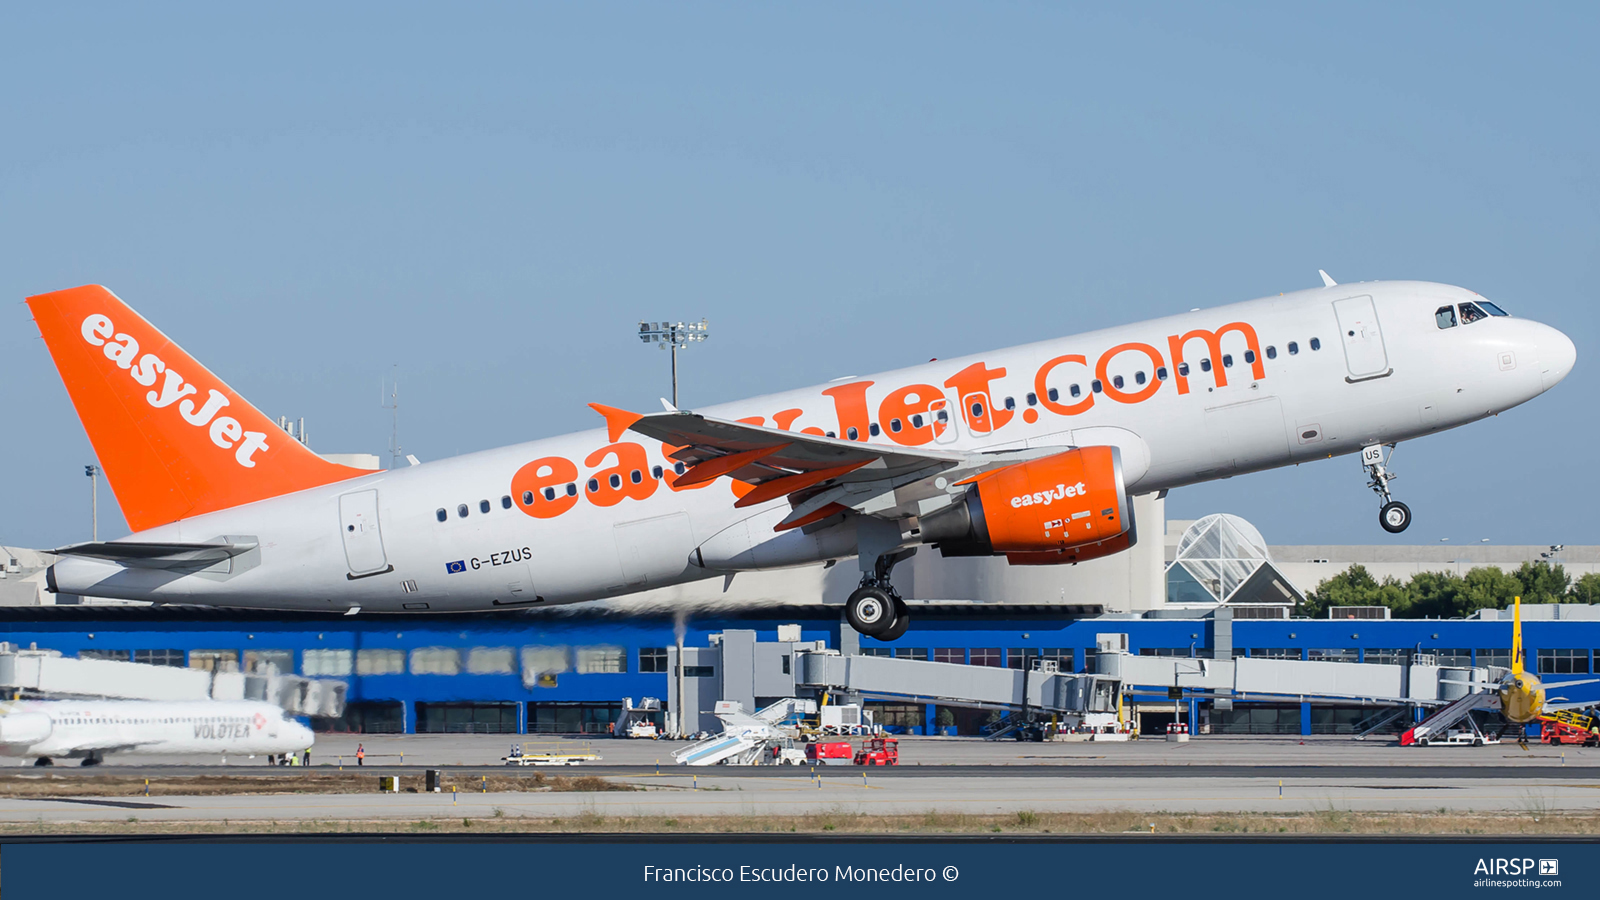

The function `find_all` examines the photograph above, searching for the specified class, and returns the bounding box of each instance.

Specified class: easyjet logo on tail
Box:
[80,313,271,468]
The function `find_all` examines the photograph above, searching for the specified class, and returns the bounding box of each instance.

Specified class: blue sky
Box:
[2,4,1595,549]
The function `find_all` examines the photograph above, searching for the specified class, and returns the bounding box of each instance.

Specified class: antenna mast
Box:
[382,367,402,469]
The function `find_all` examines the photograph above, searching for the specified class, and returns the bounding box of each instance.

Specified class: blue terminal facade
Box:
[3,606,1598,736]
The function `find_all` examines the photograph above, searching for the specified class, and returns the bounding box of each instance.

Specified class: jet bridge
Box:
[796,652,1121,715]
[793,635,1479,721]
[0,643,345,717]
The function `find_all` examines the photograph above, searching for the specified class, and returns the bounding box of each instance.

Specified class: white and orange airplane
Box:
[27,278,1574,639]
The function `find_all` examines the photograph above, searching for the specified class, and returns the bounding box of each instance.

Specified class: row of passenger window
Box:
[427,334,1328,519]
[434,464,696,521]
[849,338,1328,438]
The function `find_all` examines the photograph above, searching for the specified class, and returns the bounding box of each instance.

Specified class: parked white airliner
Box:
[28,279,1574,638]
[0,699,315,766]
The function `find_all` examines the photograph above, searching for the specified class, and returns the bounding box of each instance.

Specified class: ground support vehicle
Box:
[1539,710,1600,746]
[854,736,899,765]
[805,740,855,766]
[503,743,602,766]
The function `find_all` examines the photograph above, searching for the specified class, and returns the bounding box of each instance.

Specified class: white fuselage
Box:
[0,700,315,761]
[50,280,1576,612]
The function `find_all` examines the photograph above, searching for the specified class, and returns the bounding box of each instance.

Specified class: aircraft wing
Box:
[51,541,258,569]
[592,405,1052,530]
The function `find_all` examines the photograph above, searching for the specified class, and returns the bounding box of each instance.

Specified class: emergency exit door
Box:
[338,489,390,577]
[1332,295,1390,379]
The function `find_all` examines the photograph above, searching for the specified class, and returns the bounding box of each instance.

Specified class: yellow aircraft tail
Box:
[1511,594,1524,678]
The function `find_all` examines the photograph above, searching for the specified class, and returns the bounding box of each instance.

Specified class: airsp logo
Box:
[1473,858,1551,876]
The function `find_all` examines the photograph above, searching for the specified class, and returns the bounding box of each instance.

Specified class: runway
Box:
[6,735,1597,824]
[3,772,1598,822]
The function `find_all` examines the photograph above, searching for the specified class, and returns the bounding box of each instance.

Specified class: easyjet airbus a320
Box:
[27,278,1575,639]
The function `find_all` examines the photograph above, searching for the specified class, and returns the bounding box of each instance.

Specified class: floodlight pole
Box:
[637,319,710,408]
[85,464,98,542]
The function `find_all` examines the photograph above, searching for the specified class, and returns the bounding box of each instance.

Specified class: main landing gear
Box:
[847,555,913,641]
[1362,443,1411,534]
[846,517,913,641]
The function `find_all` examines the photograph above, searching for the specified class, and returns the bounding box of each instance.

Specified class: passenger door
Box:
[1332,295,1390,379]
[338,490,390,577]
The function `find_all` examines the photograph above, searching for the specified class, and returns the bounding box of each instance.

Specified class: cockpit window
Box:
[1459,301,1488,324]
[1435,306,1457,329]
[1478,300,1509,316]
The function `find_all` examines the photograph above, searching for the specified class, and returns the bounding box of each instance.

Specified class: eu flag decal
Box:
[445,560,467,574]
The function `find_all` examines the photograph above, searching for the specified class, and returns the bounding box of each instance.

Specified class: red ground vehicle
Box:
[854,736,899,766]
[1538,712,1600,746]
[805,741,855,765]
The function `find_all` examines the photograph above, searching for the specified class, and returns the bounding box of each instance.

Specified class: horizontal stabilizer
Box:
[51,540,258,569]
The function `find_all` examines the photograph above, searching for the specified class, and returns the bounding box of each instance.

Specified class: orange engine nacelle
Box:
[918,446,1134,562]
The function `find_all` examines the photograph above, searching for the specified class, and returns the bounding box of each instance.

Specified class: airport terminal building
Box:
[3,509,1597,738]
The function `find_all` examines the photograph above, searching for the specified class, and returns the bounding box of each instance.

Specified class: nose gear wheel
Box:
[1362,443,1410,533]
[1380,500,1412,534]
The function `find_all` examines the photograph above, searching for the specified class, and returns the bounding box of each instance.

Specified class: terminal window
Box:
[521,646,572,684]
[1362,649,1406,665]
[78,649,131,661]
[1308,648,1358,663]
[1211,704,1302,735]
[1433,648,1472,667]
[897,648,929,661]
[575,645,627,674]
[313,700,405,734]
[1006,649,1036,669]
[934,648,965,664]
[303,648,353,677]
[678,665,715,677]
[970,648,1002,667]
[410,647,462,676]
[1138,648,1189,658]
[356,648,405,676]
[1537,649,1591,675]
[1041,648,1074,669]
[189,649,239,672]
[860,648,893,658]
[1081,648,1098,672]
[1477,649,1512,669]
[466,647,516,675]
[638,647,669,673]
[1248,648,1301,660]
[417,701,518,734]
[133,649,185,667]
[243,650,293,675]
[866,702,924,730]
[528,701,623,734]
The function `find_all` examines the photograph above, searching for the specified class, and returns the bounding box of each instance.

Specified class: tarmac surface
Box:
[9,732,1597,771]
[3,735,1599,823]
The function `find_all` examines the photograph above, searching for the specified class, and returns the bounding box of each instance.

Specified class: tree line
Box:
[1302,561,1600,619]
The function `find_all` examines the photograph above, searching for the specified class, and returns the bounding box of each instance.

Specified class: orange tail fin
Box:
[27,285,370,532]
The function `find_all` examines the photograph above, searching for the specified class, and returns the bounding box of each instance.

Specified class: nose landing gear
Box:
[1363,443,1411,533]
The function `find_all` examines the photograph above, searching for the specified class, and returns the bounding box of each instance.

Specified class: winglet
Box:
[1319,269,1337,287]
[1512,594,1524,678]
[588,403,644,443]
